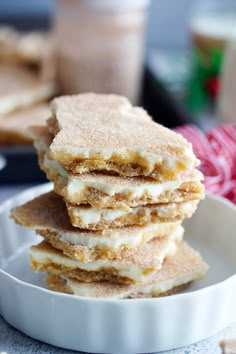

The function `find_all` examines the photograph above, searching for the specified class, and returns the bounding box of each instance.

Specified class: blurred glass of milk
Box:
[218,25,236,124]
[188,0,236,116]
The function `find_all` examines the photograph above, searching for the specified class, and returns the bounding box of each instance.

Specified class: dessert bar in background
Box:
[0,26,55,146]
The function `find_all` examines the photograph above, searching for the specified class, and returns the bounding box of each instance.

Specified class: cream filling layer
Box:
[30,230,182,282]
[51,145,197,172]
[70,207,128,224]
[67,178,182,199]
[69,201,197,226]
[44,154,184,198]
[57,224,183,249]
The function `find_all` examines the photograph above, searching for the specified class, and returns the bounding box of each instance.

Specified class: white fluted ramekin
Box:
[0,184,235,353]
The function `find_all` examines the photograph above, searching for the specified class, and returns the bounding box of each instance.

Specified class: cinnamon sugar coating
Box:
[46,93,199,179]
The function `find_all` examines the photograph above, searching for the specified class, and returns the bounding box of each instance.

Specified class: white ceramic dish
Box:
[0,184,236,354]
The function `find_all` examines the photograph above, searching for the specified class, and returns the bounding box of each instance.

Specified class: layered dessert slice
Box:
[11,191,183,262]
[29,227,183,284]
[46,93,199,180]
[45,242,208,298]
[66,200,199,230]
[30,126,204,210]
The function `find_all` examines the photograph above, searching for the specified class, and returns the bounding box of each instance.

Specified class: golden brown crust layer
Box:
[48,153,191,180]
[43,152,204,210]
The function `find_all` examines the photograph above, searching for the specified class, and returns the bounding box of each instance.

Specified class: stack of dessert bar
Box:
[11,93,208,299]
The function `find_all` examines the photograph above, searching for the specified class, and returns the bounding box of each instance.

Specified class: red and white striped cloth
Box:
[174,124,236,204]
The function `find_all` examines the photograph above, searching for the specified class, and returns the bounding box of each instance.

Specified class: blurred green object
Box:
[146,48,219,128]
[187,47,223,113]
[188,0,236,115]
[147,47,224,118]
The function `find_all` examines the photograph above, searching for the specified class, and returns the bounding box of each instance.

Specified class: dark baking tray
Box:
[0,147,47,184]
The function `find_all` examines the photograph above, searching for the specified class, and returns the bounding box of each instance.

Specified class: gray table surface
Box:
[0,185,236,354]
